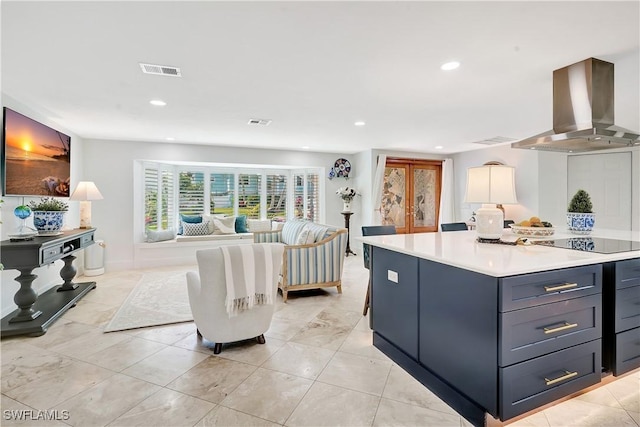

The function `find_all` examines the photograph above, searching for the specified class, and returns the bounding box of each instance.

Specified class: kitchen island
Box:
[360,228,640,426]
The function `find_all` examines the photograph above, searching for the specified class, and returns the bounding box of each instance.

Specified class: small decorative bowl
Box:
[509,224,555,237]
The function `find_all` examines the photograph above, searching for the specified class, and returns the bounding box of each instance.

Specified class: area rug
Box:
[104,268,195,332]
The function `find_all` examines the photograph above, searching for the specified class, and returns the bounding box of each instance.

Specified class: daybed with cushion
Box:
[253,219,348,302]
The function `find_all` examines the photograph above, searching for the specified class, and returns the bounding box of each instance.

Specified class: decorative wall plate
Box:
[334,158,351,178]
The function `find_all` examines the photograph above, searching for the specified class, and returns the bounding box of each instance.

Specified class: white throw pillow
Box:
[295,227,316,245]
[213,216,237,234]
[247,219,272,232]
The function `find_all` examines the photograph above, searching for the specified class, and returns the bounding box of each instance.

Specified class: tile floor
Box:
[1,256,638,426]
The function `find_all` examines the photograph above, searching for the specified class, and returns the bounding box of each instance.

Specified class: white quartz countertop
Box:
[358,228,640,277]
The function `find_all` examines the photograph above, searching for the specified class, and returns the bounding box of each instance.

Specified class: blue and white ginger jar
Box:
[566,212,595,235]
[33,211,66,232]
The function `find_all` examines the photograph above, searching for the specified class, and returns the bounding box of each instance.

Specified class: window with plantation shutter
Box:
[179,171,205,216]
[306,172,320,222]
[266,174,287,219]
[292,171,319,221]
[138,162,324,240]
[210,173,234,216]
[144,166,174,230]
[238,173,261,219]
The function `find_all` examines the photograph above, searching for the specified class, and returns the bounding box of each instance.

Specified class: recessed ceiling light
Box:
[441,61,460,71]
[166,137,175,141]
[354,121,366,126]
[150,99,166,106]
[302,146,310,150]
[435,145,443,149]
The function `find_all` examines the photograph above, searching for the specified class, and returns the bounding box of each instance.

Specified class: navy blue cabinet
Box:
[371,251,606,425]
[371,247,419,359]
[604,258,640,375]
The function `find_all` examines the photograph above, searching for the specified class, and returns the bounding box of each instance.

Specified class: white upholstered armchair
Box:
[186,243,284,354]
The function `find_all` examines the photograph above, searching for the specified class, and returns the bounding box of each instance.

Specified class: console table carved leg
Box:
[9,268,43,323]
[58,254,79,291]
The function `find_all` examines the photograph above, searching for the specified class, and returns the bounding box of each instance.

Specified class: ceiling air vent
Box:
[248,118,272,126]
[139,63,182,77]
[471,136,516,145]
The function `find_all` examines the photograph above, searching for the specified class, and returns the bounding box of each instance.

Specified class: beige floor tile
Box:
[167,356,257,403]
[286,381,379,426]
[290,308,362,350]
[48,327,130,359]
[196,406,280,427]
[0,395,69,426]
[353,314,373,332]
[628,411,640,425]
[543,398,638,426]
[221,367,312,424]
[27,320,95,350]
[373,397,461,427]
[60,299,117,327]
[59,373,160,427]
[81,282,135,307]
[265,316,307,341]
[317,351,392,396]
[217,336,286,366]
[574,385,623,408]
[508,411,551,427]
[121,346,209,386]
[77,336,166,371]
[4,359,114,410]
[172,330,220,354]
[338,328,390,361]
[111,388,214,427]
[382,365,458,415]
[2,349,75,392]
[131,321,196,344]
[606,374,640,413]
[261,341,335,379]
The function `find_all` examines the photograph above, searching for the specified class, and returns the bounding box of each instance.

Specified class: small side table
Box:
[341,211,356,257]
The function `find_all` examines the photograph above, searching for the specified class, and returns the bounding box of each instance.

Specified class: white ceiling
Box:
[2,1,639,155]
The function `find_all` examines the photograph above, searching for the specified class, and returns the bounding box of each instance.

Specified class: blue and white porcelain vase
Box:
[33,211,66,232]
[566,212,595,235]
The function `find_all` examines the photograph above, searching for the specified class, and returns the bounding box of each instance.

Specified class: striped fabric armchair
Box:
[253,220,348,302]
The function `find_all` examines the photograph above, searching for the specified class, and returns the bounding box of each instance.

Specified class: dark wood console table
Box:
[1,228,96,337]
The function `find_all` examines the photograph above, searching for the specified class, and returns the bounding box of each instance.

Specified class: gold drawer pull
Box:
[544,282,578,292]
[545,370,578,386]
[543,322,578,334]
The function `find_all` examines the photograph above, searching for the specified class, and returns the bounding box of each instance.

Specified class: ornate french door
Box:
[381,158,442,233]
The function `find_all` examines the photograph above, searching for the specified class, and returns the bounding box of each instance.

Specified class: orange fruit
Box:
[530,216,541,223]
[520,220,532,227]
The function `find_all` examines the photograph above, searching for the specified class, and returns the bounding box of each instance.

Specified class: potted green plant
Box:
[567,189,595,234]
[28,197,69,233]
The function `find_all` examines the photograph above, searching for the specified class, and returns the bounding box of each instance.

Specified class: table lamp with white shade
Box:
[69,181,103,229]
[464,164,518,240]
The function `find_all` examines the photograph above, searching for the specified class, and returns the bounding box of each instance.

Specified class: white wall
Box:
[452,144,540,225]
[1,95,85,317]
[82,139,353,271]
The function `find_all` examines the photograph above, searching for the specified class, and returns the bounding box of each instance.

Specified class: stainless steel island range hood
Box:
[512,58,640,152]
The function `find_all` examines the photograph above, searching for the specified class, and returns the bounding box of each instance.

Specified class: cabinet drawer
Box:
[616,259,640,290]
[40,244,63,264]
[613,327,640,376]
[500,294,601,366]
[500,265,601,312]
[616,285,640,333]
[81,233,94,247]
[500,339,601,421]
[371,247,419,359]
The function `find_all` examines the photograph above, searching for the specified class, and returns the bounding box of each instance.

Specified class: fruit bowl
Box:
[509,224,555,237]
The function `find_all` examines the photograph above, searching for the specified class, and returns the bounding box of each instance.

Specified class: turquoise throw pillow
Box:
[235,214,249,233]
[178,214,202,235]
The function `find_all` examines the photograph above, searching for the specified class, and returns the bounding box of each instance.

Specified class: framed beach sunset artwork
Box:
[2,107,71,197]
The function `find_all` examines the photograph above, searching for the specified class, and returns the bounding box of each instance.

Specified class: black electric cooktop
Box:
[543,237,640,254]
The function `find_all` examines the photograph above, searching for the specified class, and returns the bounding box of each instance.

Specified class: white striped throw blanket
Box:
[220,244,284,317]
